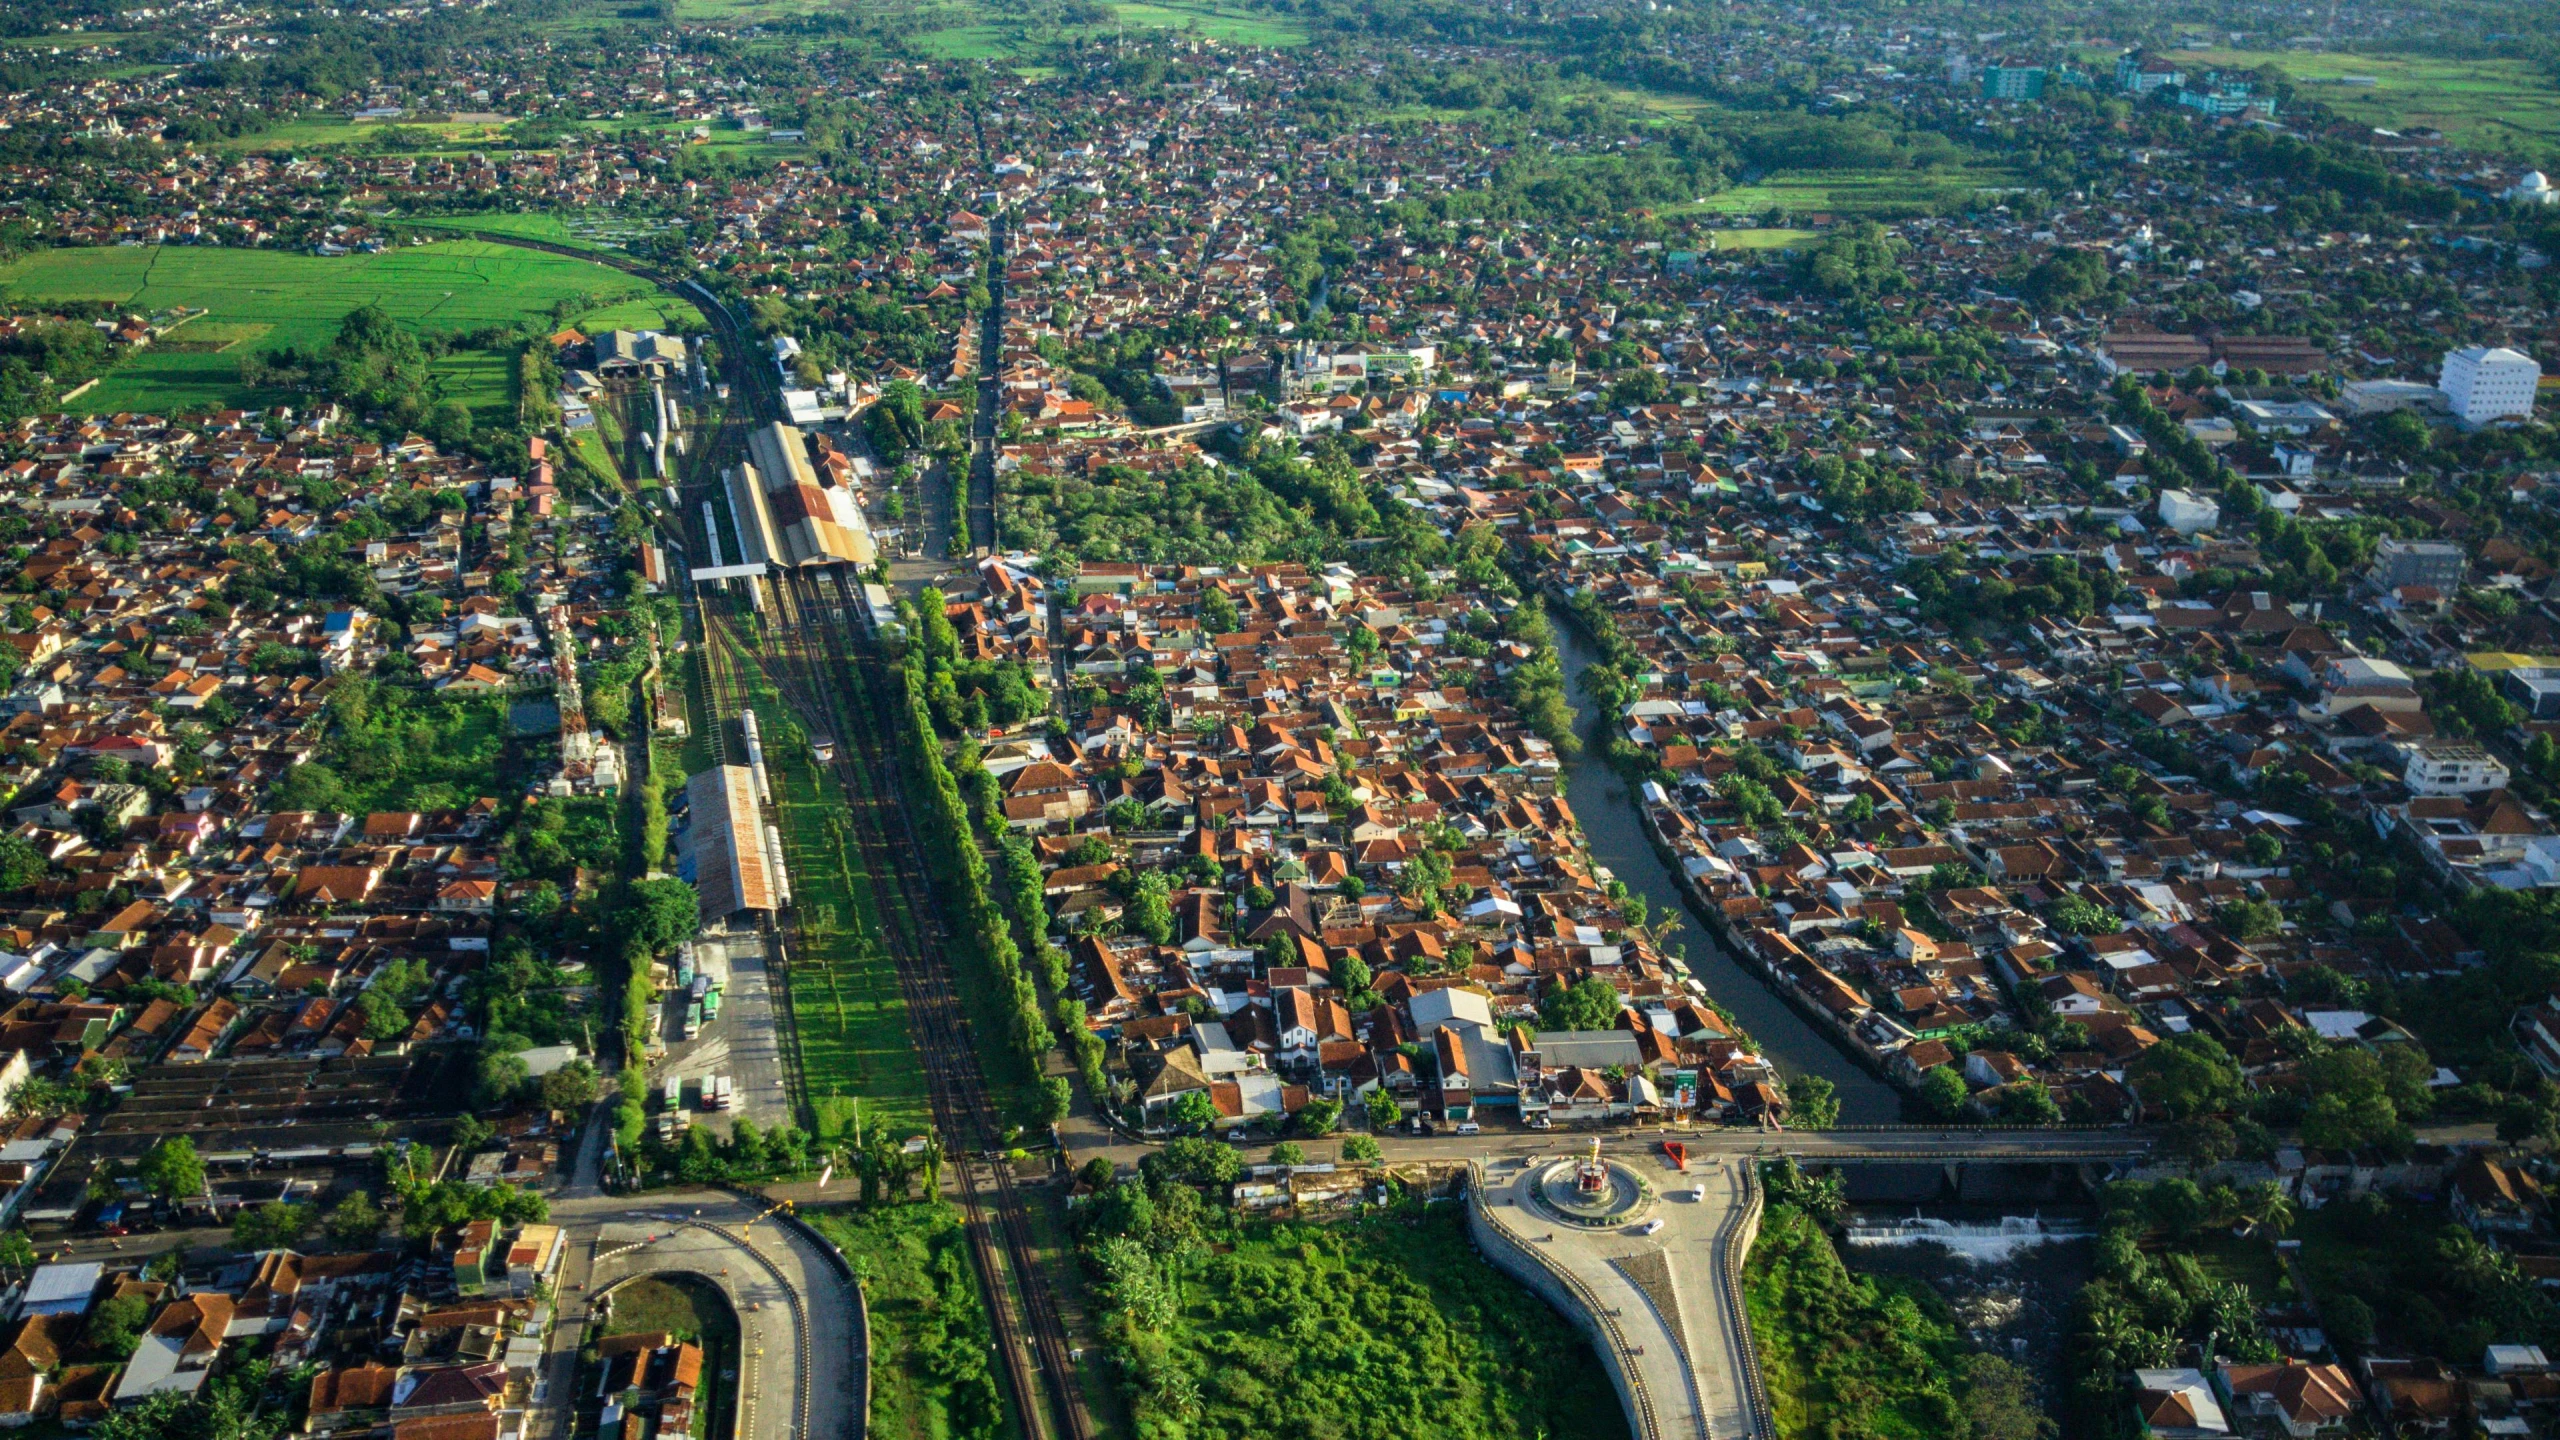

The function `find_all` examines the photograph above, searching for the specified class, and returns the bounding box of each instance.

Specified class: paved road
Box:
[1472,1153,1750,1440]
[536,1189,863,1440]
[1053,1121,2157,1178]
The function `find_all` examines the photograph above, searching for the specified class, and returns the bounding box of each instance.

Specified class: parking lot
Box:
[654,924,792,1133]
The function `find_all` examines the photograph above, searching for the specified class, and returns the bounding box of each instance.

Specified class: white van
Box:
[1455,1121,1480,1135]
[1637,1218,1665,1236]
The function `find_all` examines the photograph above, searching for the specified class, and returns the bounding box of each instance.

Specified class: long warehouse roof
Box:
[686,764,778,922]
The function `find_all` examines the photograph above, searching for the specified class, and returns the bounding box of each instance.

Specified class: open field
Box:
[1711,227,1820,251]
[2163,48,2560,160]
[223,114,519,154]
[0,242,691,421]
[1676,168,2021,221]
[1,30,137,47]
[600,1273,736,1343]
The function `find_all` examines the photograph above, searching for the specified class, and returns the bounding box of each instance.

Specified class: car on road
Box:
[1636,1219,1665,1236]
[1455,1121,1480,1135]
[1689,1187,1706,1202]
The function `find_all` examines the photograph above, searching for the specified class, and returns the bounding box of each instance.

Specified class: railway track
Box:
[747,567,1090,1440]
[457,226,1092,1440]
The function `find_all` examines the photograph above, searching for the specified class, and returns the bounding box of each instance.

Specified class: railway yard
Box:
[652,242,1095,1439]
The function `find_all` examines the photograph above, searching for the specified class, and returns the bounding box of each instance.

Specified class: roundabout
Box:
[1526,1139,1657,1228]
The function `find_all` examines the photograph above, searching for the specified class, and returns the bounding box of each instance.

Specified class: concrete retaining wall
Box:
[1463,1164,1661,1440]
[1722,1167,1774,1439]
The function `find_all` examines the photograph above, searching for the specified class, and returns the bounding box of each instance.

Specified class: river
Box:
[1551,616,1903,1123]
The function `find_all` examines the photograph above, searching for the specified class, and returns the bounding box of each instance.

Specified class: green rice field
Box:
[2160,48,2560,162]
[0,241,696,420]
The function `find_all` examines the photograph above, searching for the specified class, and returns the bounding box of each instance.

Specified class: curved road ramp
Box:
[546,1191,866,1440]
[1466,1152,1772,1440]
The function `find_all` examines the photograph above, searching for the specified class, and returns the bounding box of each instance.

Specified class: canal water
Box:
[1552,616,1904,1123]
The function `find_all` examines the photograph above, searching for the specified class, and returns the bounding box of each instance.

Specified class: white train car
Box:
[699,500,724,568]
[766,824,791,908]
[739,710,772,806]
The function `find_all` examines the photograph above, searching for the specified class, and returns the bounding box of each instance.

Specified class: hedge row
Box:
[992,809,1108,1108]
[897,663,1055,1093]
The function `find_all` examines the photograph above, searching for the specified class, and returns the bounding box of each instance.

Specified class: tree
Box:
[2146,1177,2208,1239]
[2049,895,2117,935]
[1038,1076,1072,1127]
[2233,1179,2296,1238]
[1784,1074,1840,1129]
[2216,897,2283,940]
[2299,1047,2411,1153]
[0,834,47,893]
[231,1201,312,1253]
[1270,1142,1306,1166]
[1167,1090,1220,1134]
[0,1229,31,1277]
[1296,1095,1341,1136]
[538,1061,600,1113]
[1999,1083,2062,1125]
[2323,1293,2376,1346]
[85,1291,149,1358]
[728,1117,767,1173]
[359,989,412,1042]
[1917,1065,1970,1120]
[615,877,701,955]
[2125,1032,2241,1118]
[472,1046,531,1110]
[1334,953,1374,996]
[325,1191,384,1248]
[2498,1094,2557,1150]
[1150,1136,1242,1188]
[1539,976,1623,1032]
[1959,1353,2056,1440]
[1341,1134,1381,1164]
[1364,1088,1402,1131]
[139,1136,203,1202]
[2160,1116,2238,1174]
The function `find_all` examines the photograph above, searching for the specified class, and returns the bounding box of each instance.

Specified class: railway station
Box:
[718,421,875,571]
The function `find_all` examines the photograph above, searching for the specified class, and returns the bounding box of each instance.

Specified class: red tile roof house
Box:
[2215,1361,2360,1438]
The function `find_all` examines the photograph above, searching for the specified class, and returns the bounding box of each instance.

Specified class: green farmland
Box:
[2161,48,2560,162]
[0,241,695,422]
[406,210,692,257]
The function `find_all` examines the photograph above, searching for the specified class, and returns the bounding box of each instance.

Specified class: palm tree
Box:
[2237,1180,2295,1238]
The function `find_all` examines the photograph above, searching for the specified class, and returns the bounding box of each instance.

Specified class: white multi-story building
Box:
[2440,346,2541,427]
[2402,740,2511,796]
